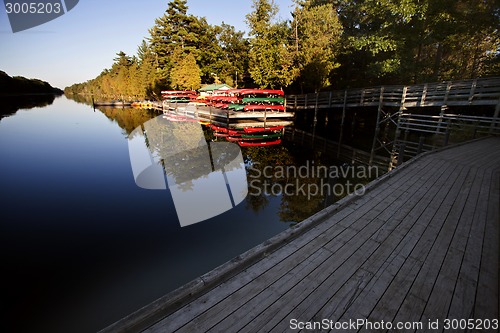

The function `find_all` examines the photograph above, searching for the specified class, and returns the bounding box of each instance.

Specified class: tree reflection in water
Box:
[98,106,378,225]
[0,95,58,120]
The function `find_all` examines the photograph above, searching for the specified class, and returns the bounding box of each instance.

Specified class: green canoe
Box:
[241,133,282,139]
[228,104,245,111]
[241,97,285,104]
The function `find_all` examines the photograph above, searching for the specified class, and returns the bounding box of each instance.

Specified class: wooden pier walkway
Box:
[105,138,499,333]
[286,77,500,110]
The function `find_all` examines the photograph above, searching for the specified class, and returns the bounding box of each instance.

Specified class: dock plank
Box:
[388,166,474,327]
[344,163,468,327]
[342,161,464,327]
[270,159,456,330]
[445,169,490,323]
[473,168,499,322]
[417,168,483,329]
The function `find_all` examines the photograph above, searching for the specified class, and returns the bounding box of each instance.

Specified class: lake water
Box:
[0,96,376,333]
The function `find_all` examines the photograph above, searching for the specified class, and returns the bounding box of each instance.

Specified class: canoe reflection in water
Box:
[128,115,248,227]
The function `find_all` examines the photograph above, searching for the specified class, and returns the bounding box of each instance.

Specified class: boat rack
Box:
[163,102,294,129]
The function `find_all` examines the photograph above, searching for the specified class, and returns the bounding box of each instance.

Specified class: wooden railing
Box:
[287,77,500,110]
[287,77,500,170]
[394,113,500,165]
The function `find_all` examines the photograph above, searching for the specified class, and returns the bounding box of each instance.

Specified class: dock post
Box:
[420,84,428,106]
[389,86,407,170]
[417,136,425,155]
[337,90,347,159]
[490,100,500,135]
[437,81,452,132]
[312,93,319,147]
[292,95,297,142]
[400,86,408,110]
[444,81,452,105]
[369,87,385,166]
[468,79,477,104]
[397,143,406,166]
[444,124,451,146]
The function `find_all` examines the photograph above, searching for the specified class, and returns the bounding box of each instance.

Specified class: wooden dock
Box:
[162,102,295,129]
[287,77,500,110]
[285,77,500,170]
[103,138,499,333]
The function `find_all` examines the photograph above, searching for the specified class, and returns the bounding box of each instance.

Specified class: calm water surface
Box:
[0,96,371,333]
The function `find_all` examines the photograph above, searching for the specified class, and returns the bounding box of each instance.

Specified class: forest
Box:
[64,0,499,100]
[1,70,63,95]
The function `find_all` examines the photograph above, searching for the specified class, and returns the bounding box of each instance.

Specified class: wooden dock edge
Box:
[98,137,491,333]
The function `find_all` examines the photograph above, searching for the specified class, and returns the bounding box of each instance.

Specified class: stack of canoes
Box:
[206,89,285,113]
[205,89,243,109]
[158,88,289,148]
[228,89,285,112]
[210,124,283,147]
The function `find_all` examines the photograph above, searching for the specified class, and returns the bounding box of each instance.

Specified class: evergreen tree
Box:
[148,0,200,87]
[170,49,202,90]
[137,39,160,98]
[190,17,221,83]
[246,0,297,89]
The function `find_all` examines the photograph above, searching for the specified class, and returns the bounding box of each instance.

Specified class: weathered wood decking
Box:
[110,138,499,333]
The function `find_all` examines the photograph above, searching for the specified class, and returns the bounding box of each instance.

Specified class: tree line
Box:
[65,0,499,99]
[1,70,63,95]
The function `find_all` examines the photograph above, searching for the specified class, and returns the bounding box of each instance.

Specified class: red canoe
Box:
[210,125,242,136]
[243,126,284,133]
[238,139,282,147]
[239,89,285,96]
[211,124,227,132]
[244,105,285,112]
[214,103,229,109]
